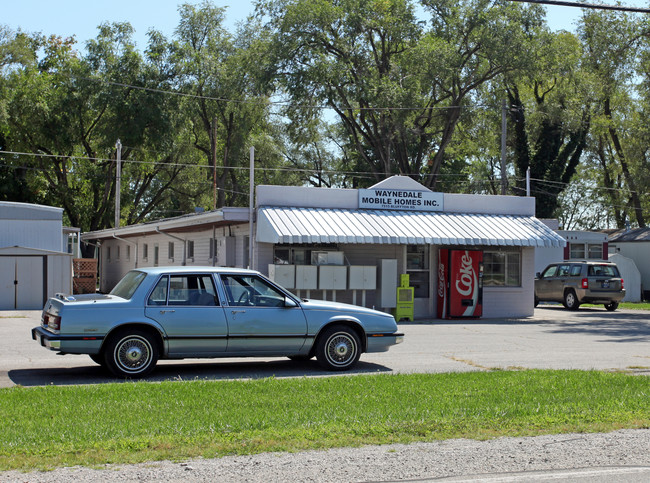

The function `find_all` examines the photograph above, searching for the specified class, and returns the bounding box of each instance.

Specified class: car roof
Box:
[133,266,260,276]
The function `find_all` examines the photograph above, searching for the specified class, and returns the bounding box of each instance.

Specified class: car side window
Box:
[147,276,169,305]
[166,274,219,306]
[557,264,571,277]
[570,265,582,277]
[220,274,286,307]
[541,266,558,278]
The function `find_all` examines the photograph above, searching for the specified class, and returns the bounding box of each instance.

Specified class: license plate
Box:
[602,281,610,288]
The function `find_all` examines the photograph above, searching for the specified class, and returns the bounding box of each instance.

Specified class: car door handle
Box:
[159,309,176,314]
[231,310,246,315]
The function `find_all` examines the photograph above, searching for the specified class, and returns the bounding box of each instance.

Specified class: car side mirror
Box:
[536,272,541,279]
[284,297,298,308]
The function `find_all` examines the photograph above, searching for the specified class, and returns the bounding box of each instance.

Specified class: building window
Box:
[126,245,131,261]
[116,245,121,260]
[588,243,603,259]
[106,246,111,262]
[209,238,218,262]
[143,243,148,261]
[187,240,194,259]
[154,244,159,267]
[569,243,585,259]
[168,242,175,260]
[244,236,250,268]
[406,245,429,298]
[483,250,521,287]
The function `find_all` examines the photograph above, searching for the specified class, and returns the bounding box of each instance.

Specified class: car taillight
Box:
[581,278,589,289]
[621,279,624,290]
[43,313,61,331]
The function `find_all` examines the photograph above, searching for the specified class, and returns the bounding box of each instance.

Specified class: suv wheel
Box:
[563,289,580,310]
[604,302,619,311]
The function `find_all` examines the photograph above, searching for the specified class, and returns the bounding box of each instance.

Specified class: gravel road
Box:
[2,429,649,482]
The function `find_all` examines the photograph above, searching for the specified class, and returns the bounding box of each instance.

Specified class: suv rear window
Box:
[570,265,582,276]
[587,265,619,277]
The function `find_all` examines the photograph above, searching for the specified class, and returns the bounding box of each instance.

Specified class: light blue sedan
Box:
[32,267,404,378]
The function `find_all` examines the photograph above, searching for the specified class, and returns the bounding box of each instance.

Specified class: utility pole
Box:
[500,100,508,195]
[115,139,122,228]
[248,146,255,270]
[212,117,217,211]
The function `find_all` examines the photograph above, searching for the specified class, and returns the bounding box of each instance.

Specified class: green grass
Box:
[581,302,650,310]
[617,302,650,310]
[1,370,648,471]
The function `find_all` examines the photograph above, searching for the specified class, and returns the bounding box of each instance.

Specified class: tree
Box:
[262,0,544,188]
[580,10,648,228]
[173,1,290,208]
[2,24,196,235]
[499,29,591,218]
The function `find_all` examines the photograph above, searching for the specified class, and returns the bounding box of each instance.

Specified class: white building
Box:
[83,177,564,319]
[0,201,74,309]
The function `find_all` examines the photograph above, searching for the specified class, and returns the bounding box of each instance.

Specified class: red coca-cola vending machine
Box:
[437,249,483,318]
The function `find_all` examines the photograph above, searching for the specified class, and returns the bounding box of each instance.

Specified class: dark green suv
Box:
[535,261,625,311]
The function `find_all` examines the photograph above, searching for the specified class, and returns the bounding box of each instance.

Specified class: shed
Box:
[608,253,641,302]
[609,227,650,300]
[0,201,76,310]
[0,246,72,310]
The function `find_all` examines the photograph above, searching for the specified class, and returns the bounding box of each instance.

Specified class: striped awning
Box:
[256,206,566,247]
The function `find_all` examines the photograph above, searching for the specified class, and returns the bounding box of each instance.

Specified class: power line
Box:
[507,0,650,14]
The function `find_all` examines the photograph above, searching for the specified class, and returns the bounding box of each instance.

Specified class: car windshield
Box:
[110,271,147,300]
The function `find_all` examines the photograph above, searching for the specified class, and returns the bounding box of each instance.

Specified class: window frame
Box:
[483,248,522,287]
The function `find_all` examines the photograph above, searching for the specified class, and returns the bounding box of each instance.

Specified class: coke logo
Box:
[455,252,475,297]
[437,262,445,297]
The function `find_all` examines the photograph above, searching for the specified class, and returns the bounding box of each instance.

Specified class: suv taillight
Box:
[581,278,589,289]
[621,279,624,290]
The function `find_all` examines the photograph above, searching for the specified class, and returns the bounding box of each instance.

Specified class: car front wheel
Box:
[104,329,159,378]
[605,302,619,311]
[563,289,580,310]
[316,325,361,371]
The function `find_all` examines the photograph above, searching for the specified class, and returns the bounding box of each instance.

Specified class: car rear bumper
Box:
[31,326,104,354]
[32,326,61,350]
[578,289,626,304]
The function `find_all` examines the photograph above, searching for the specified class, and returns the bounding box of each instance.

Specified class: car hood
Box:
[299,298,393,319]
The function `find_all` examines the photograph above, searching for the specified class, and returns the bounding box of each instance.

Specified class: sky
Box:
[2,0,650,49]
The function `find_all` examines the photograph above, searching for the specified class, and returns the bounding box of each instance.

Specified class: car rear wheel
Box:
[315,325,361,371]
[534,295,539,307]
[104,329,159,378]
[563,289,580,310]
[605,302,619,311]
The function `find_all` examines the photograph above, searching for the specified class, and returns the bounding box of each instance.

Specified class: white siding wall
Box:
[482,247,535,318]
[611,243,650,295]
[0,219,63,252]
[98,224,253,292]
[47,254,73,297]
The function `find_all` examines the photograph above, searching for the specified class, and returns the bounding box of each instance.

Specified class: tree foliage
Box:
[1,0,650,232]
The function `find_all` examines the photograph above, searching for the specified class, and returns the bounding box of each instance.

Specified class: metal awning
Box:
[256,207,566,247]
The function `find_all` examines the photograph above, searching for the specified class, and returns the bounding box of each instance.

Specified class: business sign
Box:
[358,188,443,212]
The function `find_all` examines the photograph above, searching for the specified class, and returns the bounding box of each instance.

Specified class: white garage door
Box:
[0,257,45,310]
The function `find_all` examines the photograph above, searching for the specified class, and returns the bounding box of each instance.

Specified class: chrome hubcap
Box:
[116,336,151,372]
[327,334,356,366]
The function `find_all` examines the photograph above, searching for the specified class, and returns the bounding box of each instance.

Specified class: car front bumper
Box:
[366,332,404,353]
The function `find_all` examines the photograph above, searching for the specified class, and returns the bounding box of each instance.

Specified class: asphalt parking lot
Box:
[1,305,649,387]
